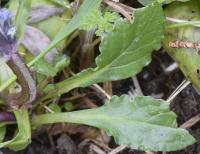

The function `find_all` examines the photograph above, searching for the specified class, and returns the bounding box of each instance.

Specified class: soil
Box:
[2,0,200,154]
[2,51,200,154]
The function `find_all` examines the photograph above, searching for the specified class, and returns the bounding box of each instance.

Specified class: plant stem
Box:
[27,46,53,67]
[4,53,36,106]
[7,108,32,150]
[42,76,81,100]
[166,20,200,29]
[32,109,94,129]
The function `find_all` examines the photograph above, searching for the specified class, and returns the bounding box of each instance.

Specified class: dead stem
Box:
[104,0,134,22]
[169,40,200,53]
[92,84,111,99]
[167,80,191,103]
[180,114,200,129]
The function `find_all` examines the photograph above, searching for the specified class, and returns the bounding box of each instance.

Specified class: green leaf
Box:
[49,0,70,8]
[0,109,31,151]
[43,84,56,94]
[163,0,200,91]
[48,103,62,113]
[4,0,100,92]
[63,102,74,111]
[33,95,195,151]
[0,125,6,143]
[34,59,57,77]
[28,0,102,66]
[34,55,70,77]
[80,9,119,36]
[138,0,189,6]
[53,54,70,72]
[14,0,32,42]
[46,3,164,98]
[80,9,101,30]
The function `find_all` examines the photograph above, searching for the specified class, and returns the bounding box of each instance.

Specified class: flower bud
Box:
[0,8,17,61]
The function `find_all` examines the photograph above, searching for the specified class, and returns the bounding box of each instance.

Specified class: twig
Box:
[1,4,199,93]
[180,114,200,129]
[92,139,112,152]
[91,144,106,154]
[109,146,155,154]
[104,2,200,28]
[93,84,111,99]
[104,0,133,22]
[166,17,198,25]
[103,82,113,97]
[108,145,127,154]
[105,0,135,14]
[61,93,87,101]
[43,105,55,113]
[167,80,191,103]
[132,76,144,96]
[88,37,101,51]
[166,17,200,28]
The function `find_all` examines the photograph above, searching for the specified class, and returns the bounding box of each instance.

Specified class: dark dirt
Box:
[2,51,200,154]
[2,0,200,154]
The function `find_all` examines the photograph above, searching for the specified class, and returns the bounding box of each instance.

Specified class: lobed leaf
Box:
[88,96,195,151]
[33,95,195,151]
[48,2,165,98]
[80,9,119,36]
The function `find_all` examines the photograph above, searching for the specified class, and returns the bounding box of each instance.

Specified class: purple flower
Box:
[0,8,17,60]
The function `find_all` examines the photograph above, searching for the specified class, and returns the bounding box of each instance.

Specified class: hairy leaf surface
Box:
[33,96,195,151]
[49,3,165,97]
